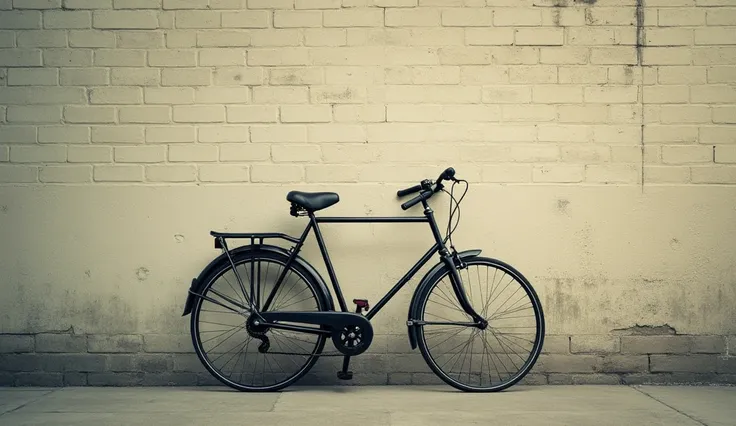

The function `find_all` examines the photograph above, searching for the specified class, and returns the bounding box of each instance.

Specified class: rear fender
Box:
[182,243,335,316]
[406,249,482,350]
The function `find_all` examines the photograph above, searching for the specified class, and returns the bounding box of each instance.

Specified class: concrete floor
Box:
[0,385,734,425]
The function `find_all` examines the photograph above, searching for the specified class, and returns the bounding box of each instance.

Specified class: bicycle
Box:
[182,167,545,392]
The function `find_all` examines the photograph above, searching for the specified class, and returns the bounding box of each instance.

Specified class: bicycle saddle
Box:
[287,191,339,212]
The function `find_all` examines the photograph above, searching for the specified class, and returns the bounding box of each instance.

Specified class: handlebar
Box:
[397,167,458,211]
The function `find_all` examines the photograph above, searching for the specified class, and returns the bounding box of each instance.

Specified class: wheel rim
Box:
[418,260,544,391]
[192,255,325,390]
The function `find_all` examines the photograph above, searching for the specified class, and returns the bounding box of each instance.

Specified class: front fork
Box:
[442,249,487,327]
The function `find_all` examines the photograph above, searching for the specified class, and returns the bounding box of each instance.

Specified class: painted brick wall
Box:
[1,0,735,387]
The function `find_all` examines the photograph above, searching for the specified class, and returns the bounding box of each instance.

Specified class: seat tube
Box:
[423,201,485,324]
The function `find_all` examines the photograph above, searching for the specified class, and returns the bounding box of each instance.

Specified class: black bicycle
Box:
[182,167,545,392]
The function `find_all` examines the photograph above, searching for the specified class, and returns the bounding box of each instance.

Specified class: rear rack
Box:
[210,231,300,249]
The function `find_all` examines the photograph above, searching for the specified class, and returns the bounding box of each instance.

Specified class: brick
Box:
[68,146,112,163]
[248,48,309,66]
[561,145,611,163]
[15,373,63,387]
[7,105,62,123]
[44,48,93,66]
[660,106,711,123]
[15,0,61,8]
[39,126,90,143]
[64,372,87,385]
[567,28,615,46]
[441,105,500,122]
[199,48,245,66]
[145,87,194,104]
[571,336,620,354]
[662,145,713,164]
[459,66,509,85]
[196,30,249,47]
[718,358,736,374]
[308,124,366,142]
[0,11,41,29]
[45,12,91,31]
[95,49,146,68]
[304,28,346,46]
[61,0,113,7]
[691,166,736,183]
[305,165,359,183]
[481,164,531,183]
[40,165,92,183]
[11,146,66,163]
[0,147,8,163]
[118,0,163,8]
[17,30,67,48]
[647,28,693,46]
[706,8,736,25]
[538,125,590,142]
[622,335,692,354]
[644,125,699,143]
[173,105,224,123]
[281,105,331,123]
[148,49,196,67]
[586,164,639,183]
[93,10,158,29]
[384,8,439,27]
[250,164,303,182]
[465,28,514,46]
[310,46,384,65]
[7,68,57,86]
[146,126,195,143]
[535,354,597,373]
[387,105,441,122]
[226,106,277,123]
[690,336,726,354]
[270,67,323,85]
[510,66,557,84]
[532,85,583,104]
[0,335,34,353]
[89,87,141,104]
[253,86,309,104]
[644,166,690,183]
[493,8,541,26]
[87,335,142,353]
[161,68,212,86]
[64,106,115,123]
[194,87,250,104]
[585,86,638,103]
[438,47,491,65]
[328,67,381,85]
[643,47,692,66]
[198,125,249,142]
[249,29,299,46]
[0,354,42,371]
[532,165,583,183]
[695,28,736,46]
[595,355,648,374]
[701,126,736,143]
[658,66,707,85]
[373,85,480,103]
[540,48,589,65]
[321,144,380,162]
[92,125,144,143]
[0,165,39,182]
[651,355,718,373]
[219,144,269,162]
[515,28,563,46]
[659,8,705,26]
[69,30,115,48]
[0,50,42,67]
[174,10,219,28]
[145,165,196,182]
[197,164,249,182]
[714,106,736,123]
[296,0,339,7]
[272,144,320,162]
[334,105,385,122]
[116,31,163,48]
[114,146,166,163]
[168,144,217,161]
[111,68,159,86]
[0,31,13,47]
[0,126,36,143]
[163,0,206,8]
[212,67,263,85]
[250,125,306,143]
[691,84,736,103]
[591,47,637,65]
[503,105,556,122]
[324,8,383,27]
[274,10,321,28]
[36,333,86,353]
[441,8,491,27]
[709,66,736,83]
[221,10,270,28]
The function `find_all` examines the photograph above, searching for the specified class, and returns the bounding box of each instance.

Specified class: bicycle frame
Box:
[212,198,485,327]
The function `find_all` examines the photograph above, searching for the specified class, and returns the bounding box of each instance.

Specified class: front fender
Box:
[182,243,335,316]
[406,249,482,350]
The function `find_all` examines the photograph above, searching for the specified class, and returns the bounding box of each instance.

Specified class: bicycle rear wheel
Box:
[190,249,328,391]
[416,257,544,392]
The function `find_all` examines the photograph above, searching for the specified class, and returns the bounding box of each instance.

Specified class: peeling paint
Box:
[557,199,570,214]
[174,234,185,243]
[136,267,150,281]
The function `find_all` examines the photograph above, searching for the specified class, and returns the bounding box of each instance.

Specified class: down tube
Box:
[365,243,440,320]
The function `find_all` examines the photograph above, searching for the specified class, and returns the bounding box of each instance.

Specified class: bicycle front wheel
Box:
[416,257,545,392]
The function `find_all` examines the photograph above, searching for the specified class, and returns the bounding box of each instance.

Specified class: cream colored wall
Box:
[1,0,735,385]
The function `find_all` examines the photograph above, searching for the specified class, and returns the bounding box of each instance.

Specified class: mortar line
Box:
[0,388,59,418]
[631,386,707,426]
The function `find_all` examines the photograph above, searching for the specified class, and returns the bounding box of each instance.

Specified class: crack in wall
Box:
[637,0,646,191]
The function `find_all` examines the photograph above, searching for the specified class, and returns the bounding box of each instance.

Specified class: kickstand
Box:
[337,355,353,380]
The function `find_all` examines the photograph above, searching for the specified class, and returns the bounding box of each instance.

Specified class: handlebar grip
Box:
[397,184,422,198]
[401,190,432,210]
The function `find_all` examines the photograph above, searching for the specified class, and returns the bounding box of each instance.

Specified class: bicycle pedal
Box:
[337,370,353,380]
[353,299,369,314]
